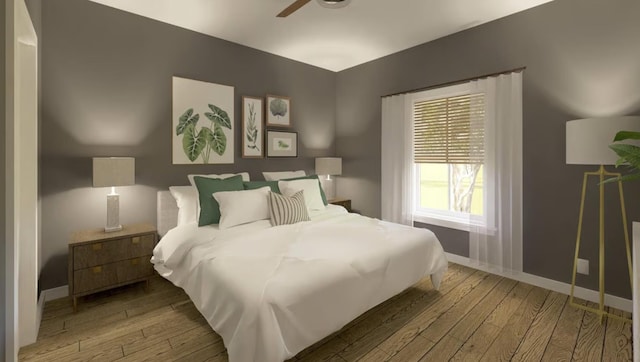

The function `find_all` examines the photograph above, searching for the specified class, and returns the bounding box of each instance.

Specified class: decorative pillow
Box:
[243,181,280,193]
[262,170,306,181]
[169,186,198,226]
[194,175,244,226]
[188,172,250,217]
[268,190,310,226]
[278,179,326,212]
[187,172,250,186]
[282,174,328,205]
[213,187,271,230]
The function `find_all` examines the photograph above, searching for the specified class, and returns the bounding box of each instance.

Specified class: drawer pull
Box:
[131,258,140,265]
[92,243,103,251]
[132,237,140,244]
[92,266,102,273]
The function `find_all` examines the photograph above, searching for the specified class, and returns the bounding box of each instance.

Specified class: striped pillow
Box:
[268,190,310,226]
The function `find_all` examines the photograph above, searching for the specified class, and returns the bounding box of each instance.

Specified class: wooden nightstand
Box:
[68,223,157,311]
[329,198,352,212]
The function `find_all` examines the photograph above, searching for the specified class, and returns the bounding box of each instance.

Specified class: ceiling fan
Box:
[277,0,352,17]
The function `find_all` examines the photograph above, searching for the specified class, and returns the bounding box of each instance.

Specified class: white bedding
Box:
[152,205,448,362]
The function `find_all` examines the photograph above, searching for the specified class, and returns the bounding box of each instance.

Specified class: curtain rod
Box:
[381,66,526,98]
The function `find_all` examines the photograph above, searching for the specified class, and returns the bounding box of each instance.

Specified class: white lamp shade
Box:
[92,157,135,187]
[315,157,342,176]
[566,116,640,165]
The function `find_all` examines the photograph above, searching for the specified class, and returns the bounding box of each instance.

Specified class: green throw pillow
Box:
[194,175,244,226]
[243,181,280,193]
[282,174,328,205]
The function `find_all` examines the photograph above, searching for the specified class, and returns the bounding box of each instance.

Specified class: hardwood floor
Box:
[19,263,632,361]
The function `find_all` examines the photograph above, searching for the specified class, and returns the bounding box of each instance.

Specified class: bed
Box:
[152,190,448,362]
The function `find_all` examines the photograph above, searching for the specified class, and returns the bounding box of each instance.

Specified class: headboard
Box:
[157,191,179,237]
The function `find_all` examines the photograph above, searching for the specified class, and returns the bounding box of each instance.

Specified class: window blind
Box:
[413,93,485,164]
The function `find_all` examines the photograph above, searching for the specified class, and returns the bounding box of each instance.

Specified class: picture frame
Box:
[242,96,264,158]
[265,95,291,127]
[172,76,234,164]
[267,131,297,158]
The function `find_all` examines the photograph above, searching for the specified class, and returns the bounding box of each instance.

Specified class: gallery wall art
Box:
[172,76,235,164]
[267,131,297,157]
[242,96,264,158]
[266,95,291,127]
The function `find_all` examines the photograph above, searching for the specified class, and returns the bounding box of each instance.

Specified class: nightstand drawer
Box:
[73,264,118,294]
[116,256,153,283]
[73,234,155,270]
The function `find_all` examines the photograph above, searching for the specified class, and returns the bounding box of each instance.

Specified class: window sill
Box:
[413,212,489,233]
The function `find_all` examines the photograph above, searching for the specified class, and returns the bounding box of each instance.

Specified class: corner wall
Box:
[39,0,337,290]
[1,0,7,357]
[336,0,640,298]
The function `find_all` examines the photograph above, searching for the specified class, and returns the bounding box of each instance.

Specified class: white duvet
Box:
[152,205,448,362]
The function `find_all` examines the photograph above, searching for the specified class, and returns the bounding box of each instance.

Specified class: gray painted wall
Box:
[39,0,337,290]
[336,0,640,298]
[1,0,7,357]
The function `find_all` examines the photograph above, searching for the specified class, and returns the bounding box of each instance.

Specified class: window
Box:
[412,84,486,230]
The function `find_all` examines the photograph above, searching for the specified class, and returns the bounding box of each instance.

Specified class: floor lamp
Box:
[566,116,640,323]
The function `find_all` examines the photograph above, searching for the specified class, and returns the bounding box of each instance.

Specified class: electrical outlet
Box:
[577,258,589,275]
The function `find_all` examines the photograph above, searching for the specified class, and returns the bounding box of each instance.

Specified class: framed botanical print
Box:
[266,95,291,127]
[242,96,264,158]
[267,131,297,158]
[172,76,234,164]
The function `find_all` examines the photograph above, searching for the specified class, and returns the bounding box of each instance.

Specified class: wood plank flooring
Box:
[19,263,632,361]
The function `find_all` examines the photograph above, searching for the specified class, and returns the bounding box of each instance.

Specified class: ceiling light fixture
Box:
[316,0,352,9]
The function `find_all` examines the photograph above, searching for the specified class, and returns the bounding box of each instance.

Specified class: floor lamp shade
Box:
[566,116,640,165]
[315,157,342,176]
[93,157,135,232]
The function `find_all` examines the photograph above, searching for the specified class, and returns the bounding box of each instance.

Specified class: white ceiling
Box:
[89,0,553,72]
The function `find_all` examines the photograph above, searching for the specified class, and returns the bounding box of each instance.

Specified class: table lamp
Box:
[93,157,135,232]
[566,116,640,322]
[315,157,342,181]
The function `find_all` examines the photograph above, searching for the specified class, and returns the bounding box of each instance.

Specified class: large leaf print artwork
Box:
[172,77,235,164]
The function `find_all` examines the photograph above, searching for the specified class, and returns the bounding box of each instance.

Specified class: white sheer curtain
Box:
[381,94,414,226]
[468,72,523,273]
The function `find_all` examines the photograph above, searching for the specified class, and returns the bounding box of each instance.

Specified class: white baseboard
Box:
[445,252,632,313]
[41,285,69,301]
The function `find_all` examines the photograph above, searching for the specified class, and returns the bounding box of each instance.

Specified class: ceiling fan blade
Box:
[277,0,311,17]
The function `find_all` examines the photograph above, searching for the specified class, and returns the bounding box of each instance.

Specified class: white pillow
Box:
[169,186,198,226]
[187,172,250,186]
[262,170,306,181]
[213,187,271,229]
[278,179,325,211]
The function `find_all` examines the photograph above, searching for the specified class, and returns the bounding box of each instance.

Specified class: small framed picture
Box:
[242,96,264,158]
[267,131,297,158]
[266,95,291,127]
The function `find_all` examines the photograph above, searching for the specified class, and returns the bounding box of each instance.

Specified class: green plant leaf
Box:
[210,123,227,156]
[182,123,206,162]
[204,104,232,129]
[610,144,640,170]
[603,172,640,184]
[200,127,214,144]
[176,109,199,136]
[613,131,640,142]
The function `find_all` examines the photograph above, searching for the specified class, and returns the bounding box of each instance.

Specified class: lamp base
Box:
[104,225,123,233]
[105,193,122,233]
